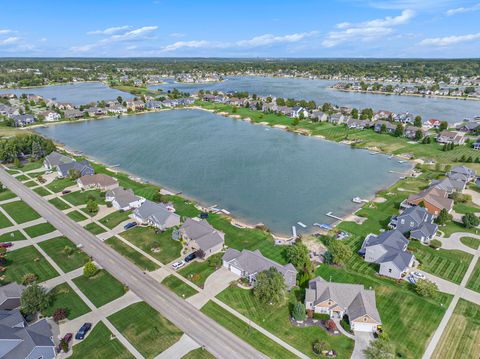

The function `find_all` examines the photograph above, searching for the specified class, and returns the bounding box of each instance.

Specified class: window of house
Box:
[388,268,392,273]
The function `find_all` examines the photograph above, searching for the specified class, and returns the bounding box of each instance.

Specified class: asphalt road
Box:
[0,168,268,359]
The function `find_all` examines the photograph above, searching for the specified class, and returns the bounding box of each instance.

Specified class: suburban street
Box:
[0,168,268,359]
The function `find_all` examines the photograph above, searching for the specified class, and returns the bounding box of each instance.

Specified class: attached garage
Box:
[351,321,377,332]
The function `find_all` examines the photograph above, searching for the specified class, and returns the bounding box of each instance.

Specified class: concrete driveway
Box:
[351,331,373,359]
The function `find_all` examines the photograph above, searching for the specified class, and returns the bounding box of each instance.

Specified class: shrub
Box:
[415,279,438,298]
[429,239,442,249]
[22,273,38,285]
[63,246,75,256]
[462,213,479,229]
[313,340,327,355]
[53,308,67,323]
[325,319,337,331]
[314,313,331,321]
[207,254,222,268]
[60,338,69,353]
[83,261,98,278]
[292,302,306,321]
[106,201,113,208]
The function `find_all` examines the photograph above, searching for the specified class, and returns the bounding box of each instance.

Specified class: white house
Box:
[105,187,144,211]
[132,200,180,231]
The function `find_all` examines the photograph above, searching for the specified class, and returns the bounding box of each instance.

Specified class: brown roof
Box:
[407,186,453,212]
[78,174,117,188]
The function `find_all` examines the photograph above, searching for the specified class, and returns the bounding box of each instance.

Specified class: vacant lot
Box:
[43,282,90,319]
[33,187,51,196]
[0,211,12,229]
[105,237,159,271]
[99,210,131,229]
[67,210,88,222]
[161,275,198,299]
[48,197,71,210]
[84,222,106,235]
[0,190,17,201]
[38,236,90,273]
[2,200,40,224]
[63,189,106,206]
[24,222,56,238]
[46,178,75,193]
[0,230,26,242]
[181,348,215,359]
[73,269,126,307]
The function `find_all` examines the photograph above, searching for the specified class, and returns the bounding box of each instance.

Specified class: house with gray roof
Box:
[132,200,180,231]
[10,114,36,127]
[57,160,94,178]
[359,230,414,279]
[305,277,381,332]
[0,309,55,359]
[0,283,25,311]
[447,166,476,184]
[389,206,437,243]
[106,187,144,211]
[43,151,75,170]
[179,218,224,258]
[222,249,297,289]
[431,177,467,193]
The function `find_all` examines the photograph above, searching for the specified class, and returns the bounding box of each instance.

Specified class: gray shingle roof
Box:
[44,151,74,168]
[134,200,180,228]
[180,218,224,252]
[0,283,25,305]
[106,187,140,208]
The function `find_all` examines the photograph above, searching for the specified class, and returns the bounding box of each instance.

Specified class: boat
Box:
[297,222,307,228]
[313,223,332,230]
[398,160,405,164]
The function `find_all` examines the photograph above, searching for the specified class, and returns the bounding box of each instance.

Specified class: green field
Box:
[0,230,26,242]
[63,189,106,206]
[466,261,480,293]
[67,210,88,222]
[461,236,480,250]
[11,160,44,172]
[201,301,297,359]
[108,301,183,359]
[161,275,198,298]
[432,299,480,359]
[105,236,159,271]
[48,197,71,210]
[46,178,75,193]
[38,236,90,273]
[0,210,12,229]
[24,222,56,238]
[178,255,222,287]
[121,227,182,264]
[99,210,131,229]
[33,186,51,196]
[43,282,91,319]
[70,321,134,359]
[181,348,216,359]
[73,269,126,307]
[0,190,17,201]
[84,222,107,235]
[1,245,58,284]
[2,200,40,224]
[23,180,37,188]
[15,174,29,181]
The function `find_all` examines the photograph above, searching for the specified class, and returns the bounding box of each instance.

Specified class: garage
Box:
[351,322,376,332]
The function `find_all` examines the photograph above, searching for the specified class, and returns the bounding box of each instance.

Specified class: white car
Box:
[172,261,185,270]
[411,271,425,280]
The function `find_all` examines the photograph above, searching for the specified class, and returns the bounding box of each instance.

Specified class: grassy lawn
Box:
[316,265,452,359]
[461,236,480,250]
[23,222,56,238]
[121,227,182,264]
[466,261,480,293]
[163,195,201,218]
[1,245,58,284]
[217,287,354,358]
[432,299,480,359]
[105,237,159,271]
[408,240,473,284]
[0,190,17,201]
[42,282,90,320]
[13,160,44,172]
[2,200,40,224]
[63,190,106,206]
[442,220,480,237]
[99,210,131,229]
[70,321,134,359]
[38,236,90,273]
[24,180,37,188]
[15,174,29,181]
[181,348,215,359]
[0,210,12,229]
[202,300,297,359]
[108,301,183,359]
[0,230,26,242]
[161,275,198,299]
[33,186,51,196]
[48,197,71,210]
[46,178,75,193]
[84,222,107,235]
[67,210,88,222]
[73,269,126,307]
[178,255,222,288]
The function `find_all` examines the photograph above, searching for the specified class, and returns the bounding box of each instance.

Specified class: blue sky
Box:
[0,0,479,57]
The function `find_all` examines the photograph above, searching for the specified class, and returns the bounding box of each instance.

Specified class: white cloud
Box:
[446,3,480,16]
[109,26,158,41]
[0,37,20,46]
[419,33,480,46]
[0,29,13,35]
[169,32,186,38]
[87,26,131,35]
[322,9,414,47]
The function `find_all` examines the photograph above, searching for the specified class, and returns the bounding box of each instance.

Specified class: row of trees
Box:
[0,134,55,163]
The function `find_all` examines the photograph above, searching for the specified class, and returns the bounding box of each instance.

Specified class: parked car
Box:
[199,212,209,219]
[172,260,185,270]
[56,333,73,352]
[75,323,92,340]
[123,222,137,230]
[411,271,425,280]
[0,242,13,248]
[62,189,71,195]
[407,275,417,285]
[184,252,196,263]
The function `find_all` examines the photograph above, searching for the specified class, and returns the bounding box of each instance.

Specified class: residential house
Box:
[447,166,476,184]
[359,230,414,279]
[179,218,225,258]
[222,249,297,289]
[11,114,36,127]
[404,126,423,140]
[373,110,393,121]
[63,109,84,119]
[0,283,25,310]
[329,113,346,125]
[347,119,371,130]
[474,138,480,150]
[77,174,118,191]
[44,151,75,170]
[305,277,382,332]
[178,98,194,106]
[431,177,467,193]
[105,187,144,211]
[85,107,107,117]
[310,110,328,122]
[146,100,163,109]
[436,130,465,145]
[456,122,480,133]
[374,120,396,134]
[56,102,75,110]
[291,106,309,118]
[40,110,61,122]
[276,106,293,116]
[425,119,441,129]
[389,206,437,243]
[107,105,127,114]
[132,200,180,231]
[262,103,277,112]
[57,160,94,178]
[126,100,145,111]
[404,187,454,215]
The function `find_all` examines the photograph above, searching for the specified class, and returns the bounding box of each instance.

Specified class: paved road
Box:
[0,168,267,359]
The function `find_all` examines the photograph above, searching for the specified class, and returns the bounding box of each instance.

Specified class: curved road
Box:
[0,168,267,359]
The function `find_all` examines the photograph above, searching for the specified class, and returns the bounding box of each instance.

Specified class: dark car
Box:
[62,189,71,195]
[56,333,73,352]
[75,323,92,340]
[0,242,13,248]
[199,212,209,219]
[184,252,196,263]
[123,222,137,230]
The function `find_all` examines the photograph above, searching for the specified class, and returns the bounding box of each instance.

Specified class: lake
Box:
[36,109,410,236]
[151,76,480,123]
[0,82,129,105]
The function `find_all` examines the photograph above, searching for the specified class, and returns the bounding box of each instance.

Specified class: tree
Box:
[363,337,394,359]
[207,254,222,268]
[435,208,451,225]
[68,168,81,180]
[53,308,67,323]
[415,279,438,298]
[415,130,423,141]
[253,267,286,305]
[394,123,404,137]
[20,284,51,315]
[329,240,352,265]
[325,319,337,331]
[462,213,479,229]
[60,338,69,353]
[22,273,38,285]
[83,261,98,278]
[194,249,205,259]
[86,199,98,215]
[292,117,299,126]
[430,239,442,249]
[292,302,306,321]
[439,121,448,131]
[414,116,422,127]
[351,108,359,119]
[313,340,328,355]
[285,242,310,270]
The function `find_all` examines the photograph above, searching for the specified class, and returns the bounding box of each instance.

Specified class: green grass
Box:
[0,190,17,201]
[217,286,354,358]
[23,222,56,238]
[181,348,216,359]
[42,282,90,319]
[454,202,480,214]
[316,265,452,359]
[0,230,26,242]
[46,178,75,193]
[105,236,159,271]
[460,236,480,250]
[432,299,480,359]
[67,210,88,222]
[1,245,58,284]
[73,269,126,308]
[0,210,12,229]
[442,220,480,237]
[63,190,106,206]
[2,200,40,224]
[15,174,29,181]
[108,301,183,359]
[70,321,134,359]
[466,261,480,293]
[38,236,90,273]
[99,210,131,229]
[163,195,201,218]
[84,222,107,235]
[121,227,182,264]
[13,160,43,172]
[201,300,297,359]
[408,240,473,284]
[33,186,51,196]
[48,197,71,210]
[161,275,198,298]
[178,255,222,287]
[23,180,37,188]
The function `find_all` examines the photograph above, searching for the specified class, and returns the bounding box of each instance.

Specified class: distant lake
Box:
[36,109,410,236]
[0,82,129,105]
[151,76,480,123]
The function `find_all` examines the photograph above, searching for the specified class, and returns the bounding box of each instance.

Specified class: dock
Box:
[292,226,297,238]
[297,222,307,228]
[326,212,343,221]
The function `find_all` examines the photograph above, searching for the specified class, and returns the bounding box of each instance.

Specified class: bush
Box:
[313,340,327,355]
[325,319,337,331]
[313,313,330,321]
[207,254,222,268]
[462,213,479,229]
[53,307,67,323]
[83,261,98,278]
[63,246,75,256]
[292,302,306,321]
[106,201,113,208]
[60,338,69,353]
[22,273,38,285]
[415,279,438,298]
[429,239,442,249]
